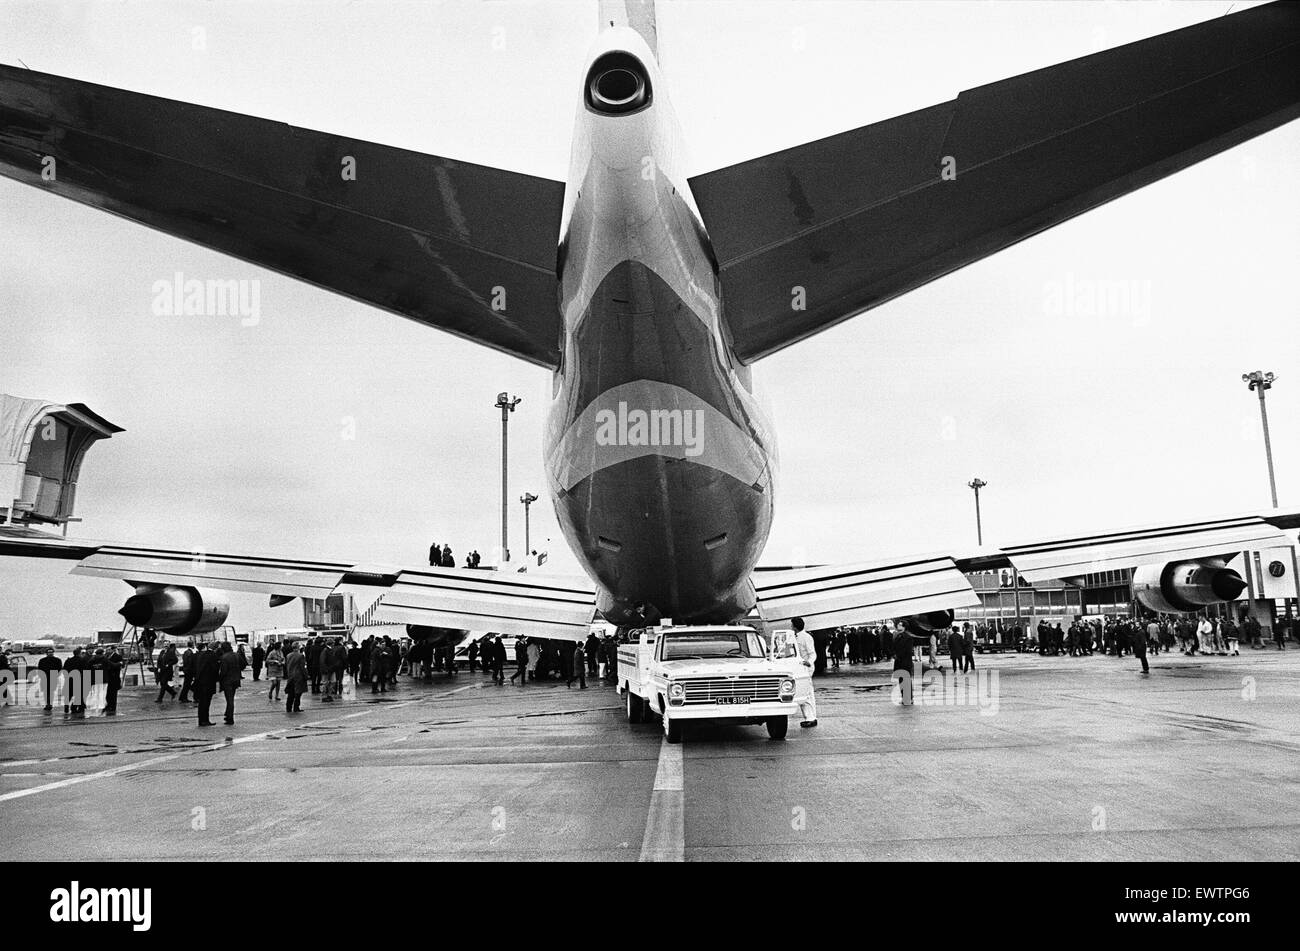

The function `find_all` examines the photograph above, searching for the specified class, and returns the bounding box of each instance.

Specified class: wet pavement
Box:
[1,648,1297,861]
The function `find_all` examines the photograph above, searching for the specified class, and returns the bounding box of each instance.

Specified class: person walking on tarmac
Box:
[265,642,285,703]
[510,637,529,686]
[791,617,818,728]
[892,621,915,695]
[285,642,307,712]
[194,643,219,727]
[178,640,196,703]
[218,643,242,725]
[1131,624,1150,675]
[962,625,976,673]
[154,641,178,703]
[568,641,587,689]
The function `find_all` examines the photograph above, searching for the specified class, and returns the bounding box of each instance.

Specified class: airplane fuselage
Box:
[544,27,778,626]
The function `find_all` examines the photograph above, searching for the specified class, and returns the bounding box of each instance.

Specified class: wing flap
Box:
[689,2,1300,362]
[373,568,597,641]
[752,556,980,629]
[70,546,351,598]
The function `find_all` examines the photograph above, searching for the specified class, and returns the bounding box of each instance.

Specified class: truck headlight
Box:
[668,681,685,706]
[779,678,796,700]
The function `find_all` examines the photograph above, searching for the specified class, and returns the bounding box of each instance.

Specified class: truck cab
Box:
[619,624,799,742]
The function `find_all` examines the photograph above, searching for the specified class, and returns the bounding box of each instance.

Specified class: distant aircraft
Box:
[2,1,1298,640]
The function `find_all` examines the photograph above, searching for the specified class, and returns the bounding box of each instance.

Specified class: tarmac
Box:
[1,647,1298,861]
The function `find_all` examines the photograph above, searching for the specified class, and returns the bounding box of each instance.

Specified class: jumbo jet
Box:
[2,1,1299,644]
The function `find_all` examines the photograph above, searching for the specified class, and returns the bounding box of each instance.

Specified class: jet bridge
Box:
[0,393,122,534]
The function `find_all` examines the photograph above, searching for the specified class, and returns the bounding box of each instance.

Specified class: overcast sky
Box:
[2,0,1297,637]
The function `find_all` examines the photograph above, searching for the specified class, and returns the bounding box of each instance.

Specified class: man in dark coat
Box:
[178,640,196,703]
[892,625,914,674]
[370,641,389,693]
[37,647,62,713]
[510,637,529,685]
[154,641,178,702]
[347,640,361,681]
[251,643,265,681]
[103,647,124,713]
[194,644,219,726]
[307,637,324,694]
[284,642,307,712]
[568,641,587,689]
[1131,624,1150,674]
[585,632,600,676]
[947,628,964,672]
[490,634,506,685]
[63,647,88,716]
[218,644,242,725]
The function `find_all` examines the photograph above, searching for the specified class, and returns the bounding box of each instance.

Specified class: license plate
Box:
[716,696,751,705]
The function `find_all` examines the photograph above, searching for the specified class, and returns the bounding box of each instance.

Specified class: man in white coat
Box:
[1195,616,1213,656]
[791,617,818,729]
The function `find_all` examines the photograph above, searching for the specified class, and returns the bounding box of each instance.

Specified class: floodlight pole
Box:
[520,492,538,564]
[967,478,987,546]
[1241,371,1279,509]
[495,393,521,561]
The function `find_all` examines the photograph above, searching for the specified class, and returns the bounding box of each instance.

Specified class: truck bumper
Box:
[666,701,796,721]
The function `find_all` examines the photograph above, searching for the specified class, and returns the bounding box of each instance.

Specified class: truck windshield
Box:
[661,631,761,660]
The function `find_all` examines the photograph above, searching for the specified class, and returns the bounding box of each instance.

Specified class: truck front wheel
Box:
[664,714,683,744]
[626,690,643,724]
[766,717,789,740]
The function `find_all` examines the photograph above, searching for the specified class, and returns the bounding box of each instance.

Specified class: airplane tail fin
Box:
[599,0,658,54]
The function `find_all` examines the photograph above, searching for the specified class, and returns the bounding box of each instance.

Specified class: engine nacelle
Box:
[120,584,230,636]
[1131,561,1246,615]
[585,51,651,115]
[901,609,955,635]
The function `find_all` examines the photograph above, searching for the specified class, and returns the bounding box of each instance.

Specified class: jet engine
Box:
[119,584,230,636]
[586,52,651,115]
[901,609,955,635]
[1131,560,1246,614]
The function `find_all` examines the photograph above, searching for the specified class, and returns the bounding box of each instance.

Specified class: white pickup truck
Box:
[618,625,799,742]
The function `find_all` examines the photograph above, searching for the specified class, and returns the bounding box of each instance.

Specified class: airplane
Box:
[1,0,1299,644]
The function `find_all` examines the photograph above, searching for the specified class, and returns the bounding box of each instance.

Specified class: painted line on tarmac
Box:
[638,737,684,862]
[0,689,460,802]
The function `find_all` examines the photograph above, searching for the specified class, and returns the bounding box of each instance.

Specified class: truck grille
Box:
[681,676,784,704]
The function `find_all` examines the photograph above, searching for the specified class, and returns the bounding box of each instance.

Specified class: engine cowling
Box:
[585,51,651,115]
[119,585,230,636]
[901,609,955,635]
[1131,561,1246,615]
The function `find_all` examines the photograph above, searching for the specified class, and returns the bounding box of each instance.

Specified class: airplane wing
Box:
[0,65,565,368]
[688,1,1300,363]
[752,509,1300,629]
[0,529,598,641]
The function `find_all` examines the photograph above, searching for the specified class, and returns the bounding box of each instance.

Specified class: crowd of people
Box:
[806,611,1294,679]
[3,607,1295,723]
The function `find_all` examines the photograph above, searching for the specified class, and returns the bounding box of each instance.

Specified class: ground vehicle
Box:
[618,625,799,742]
